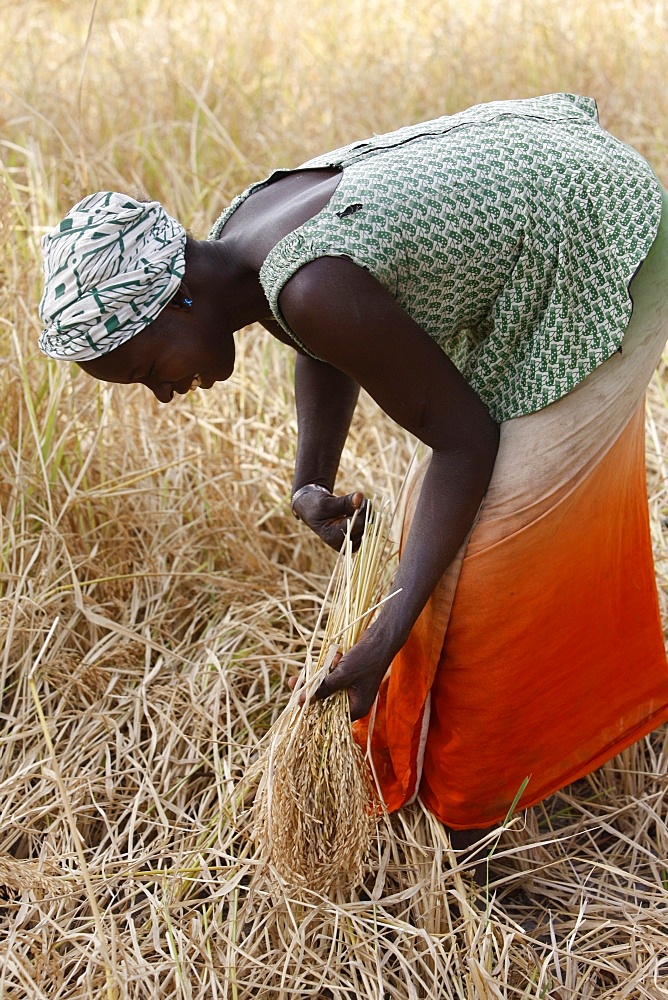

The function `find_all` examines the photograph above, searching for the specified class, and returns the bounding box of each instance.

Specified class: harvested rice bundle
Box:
[253,498,394,892]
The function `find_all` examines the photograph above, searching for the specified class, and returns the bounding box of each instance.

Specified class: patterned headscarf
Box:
[39,191,186,361]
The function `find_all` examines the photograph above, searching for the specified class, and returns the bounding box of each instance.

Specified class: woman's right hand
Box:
[292,487,369,551]
[289,623,395,721]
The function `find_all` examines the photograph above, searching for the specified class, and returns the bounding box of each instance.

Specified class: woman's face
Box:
[78,307,235,403]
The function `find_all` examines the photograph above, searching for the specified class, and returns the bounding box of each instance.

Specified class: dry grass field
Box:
[1,0,668,996]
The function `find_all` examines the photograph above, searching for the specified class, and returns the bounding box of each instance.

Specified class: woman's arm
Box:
[279,256,500,720]
[293,354,359,493]
[260,318,367,548]
[290,354,368,549]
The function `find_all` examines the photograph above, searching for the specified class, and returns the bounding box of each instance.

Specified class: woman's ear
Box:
[168,281,193,310]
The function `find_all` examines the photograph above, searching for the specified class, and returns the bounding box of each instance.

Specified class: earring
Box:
[183,296,193,308]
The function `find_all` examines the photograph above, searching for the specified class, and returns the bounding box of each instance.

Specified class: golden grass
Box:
[1,0,667,995]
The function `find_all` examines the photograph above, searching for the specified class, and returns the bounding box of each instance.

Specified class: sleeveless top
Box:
[209,94,662,421]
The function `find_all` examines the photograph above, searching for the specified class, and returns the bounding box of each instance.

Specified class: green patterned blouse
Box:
[209,94,662,421]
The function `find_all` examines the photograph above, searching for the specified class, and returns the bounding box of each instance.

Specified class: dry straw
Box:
[2,0,668,994]
[252,499,394,892]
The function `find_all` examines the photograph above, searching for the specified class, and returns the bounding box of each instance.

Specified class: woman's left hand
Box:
[313,627,394,721]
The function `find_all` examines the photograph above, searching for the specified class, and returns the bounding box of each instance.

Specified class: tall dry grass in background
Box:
[1,0,667,995]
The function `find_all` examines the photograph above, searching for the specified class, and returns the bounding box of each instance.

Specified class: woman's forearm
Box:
[373,435,498,655]
[292,353,360,493]
[315,417,499,721]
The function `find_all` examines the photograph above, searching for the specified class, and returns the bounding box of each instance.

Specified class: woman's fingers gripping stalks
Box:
[314,632,390,721]
[293,489,369,551]
[289,650,341,703]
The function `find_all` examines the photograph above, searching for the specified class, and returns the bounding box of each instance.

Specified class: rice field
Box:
[1,0,668,995]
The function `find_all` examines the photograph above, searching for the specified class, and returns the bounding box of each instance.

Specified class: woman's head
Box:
[39,191,187,362]
[39,192,236,402]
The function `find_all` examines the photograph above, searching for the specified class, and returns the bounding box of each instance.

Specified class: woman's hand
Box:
[315,628,392,720]
[289,626,393,721]
[292,487,369,551]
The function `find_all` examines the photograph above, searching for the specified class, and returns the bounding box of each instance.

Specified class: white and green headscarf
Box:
[39,191,186,361]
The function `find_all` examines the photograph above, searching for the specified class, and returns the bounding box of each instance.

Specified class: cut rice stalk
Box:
[252,498,394,892]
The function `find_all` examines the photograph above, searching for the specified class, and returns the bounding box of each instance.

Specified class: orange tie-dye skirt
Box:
[355,187,668,831]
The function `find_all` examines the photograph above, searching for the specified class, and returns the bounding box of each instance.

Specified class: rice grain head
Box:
[252,499,393,892]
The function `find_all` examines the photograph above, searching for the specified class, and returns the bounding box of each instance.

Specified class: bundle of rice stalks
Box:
[252,499,394,892]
